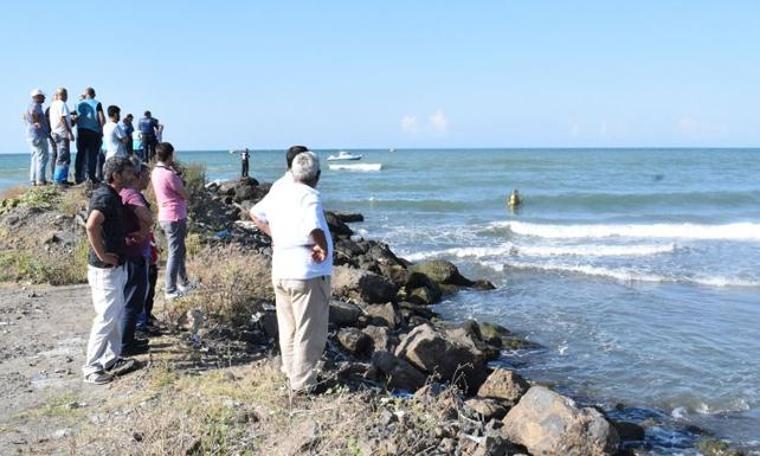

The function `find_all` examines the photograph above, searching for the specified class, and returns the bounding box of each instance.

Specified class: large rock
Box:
[364,302,400,329]
[477,368,530,405]
[441,320,501,361]
[336,328,372,355]
[371,351,427,392]
[361,325,399,353]
[502,386,619,456]
[329,300,362,327]
[332,265,398,304]
[410,259,474,286]
[325,211,354,237]
[405,272,442,305]
[394,324,488,392]
[479,321,541,351]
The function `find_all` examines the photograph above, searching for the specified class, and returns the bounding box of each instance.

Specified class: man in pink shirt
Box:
[150,142,191,299]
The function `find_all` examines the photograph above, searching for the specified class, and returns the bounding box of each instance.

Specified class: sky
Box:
[1,0,758,153]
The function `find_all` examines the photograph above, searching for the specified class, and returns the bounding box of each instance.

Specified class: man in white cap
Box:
[23,89,50,185]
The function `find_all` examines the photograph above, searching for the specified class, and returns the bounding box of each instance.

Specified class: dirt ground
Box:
[0,283,113,452]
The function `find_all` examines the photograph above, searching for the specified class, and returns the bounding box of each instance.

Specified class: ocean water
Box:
[3,148,760,453]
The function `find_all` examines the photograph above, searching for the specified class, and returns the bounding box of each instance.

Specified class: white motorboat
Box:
[327,150,363,161]
[328,163,382,172]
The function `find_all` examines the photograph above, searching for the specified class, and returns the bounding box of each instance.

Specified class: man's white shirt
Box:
[251,178,333,280]
[49,100,71,136]
[103,121,127,159]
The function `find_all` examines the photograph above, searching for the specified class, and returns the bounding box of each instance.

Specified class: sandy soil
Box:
[0,283,130,453]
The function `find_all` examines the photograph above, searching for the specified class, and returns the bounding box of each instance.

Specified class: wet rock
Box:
[364,302,401,329]
[472,279,497,290]
[696,438,745,456]
[334,212,364,223]
[332,266,398,304]
[612,421,645,442]
[411,259,474,286]
[405,272,442,305]
[325,211,354,237]
[465,397,510,421]
[377,263,410,289]
[441,319,501,361]
[394,323,489,392]
[479,321,540,351]
[502,386,619,456]
[371,350,427,392]
[336,328,372,355]
[477,369,530,405]
[398,301,438,320]
[329,300,362,327]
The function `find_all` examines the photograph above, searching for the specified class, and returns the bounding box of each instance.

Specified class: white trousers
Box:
[82,264,127,377]
[274,276,331,391]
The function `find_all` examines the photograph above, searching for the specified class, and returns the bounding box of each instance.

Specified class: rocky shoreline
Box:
[189,176,651,456]
[0,175,742,455]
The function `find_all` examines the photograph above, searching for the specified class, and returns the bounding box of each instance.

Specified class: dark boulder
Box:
[329,300,362,327]
[325,211,354,237]
[333,212,364,223]
[371,350,427,392]
[332,266,398,304]
[336,328,373,355]
[410,259,474,286]
[394,323,489,393]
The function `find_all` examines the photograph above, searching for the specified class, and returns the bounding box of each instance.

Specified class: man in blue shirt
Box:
[24,89,50,185]
[138,111,159,161]
[121,114,135,155]
[75,87,106,183]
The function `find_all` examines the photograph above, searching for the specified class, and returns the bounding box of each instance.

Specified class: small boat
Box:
[328,163,382,172]
[327,150,363,161]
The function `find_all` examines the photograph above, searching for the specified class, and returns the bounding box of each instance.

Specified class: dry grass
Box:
[58,186,87,217]
[0,185,28,201]
[0,239,88,285]
[166,245,274,328]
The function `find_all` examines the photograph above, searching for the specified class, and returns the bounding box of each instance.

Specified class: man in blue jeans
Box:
[24,89,50,186]
[120,161,153,356]
[75,87,105,183]
[150,142,192,299]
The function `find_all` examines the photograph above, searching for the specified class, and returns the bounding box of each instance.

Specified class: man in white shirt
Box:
[103,105,129,159]
[250,150,333,394]
[49,87,75,184]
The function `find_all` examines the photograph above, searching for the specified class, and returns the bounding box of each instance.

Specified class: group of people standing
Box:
[23,87,164,186]
[81,143,336,396]
[82,143,192,384]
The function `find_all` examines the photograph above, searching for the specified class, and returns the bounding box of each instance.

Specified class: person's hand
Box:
[67,132,74,141]
[311,244,327,263]
[127,231,145,244]
[99,252,119,266]
[33,122,41,129]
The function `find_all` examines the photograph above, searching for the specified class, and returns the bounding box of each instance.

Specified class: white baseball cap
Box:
[30,89,45,97]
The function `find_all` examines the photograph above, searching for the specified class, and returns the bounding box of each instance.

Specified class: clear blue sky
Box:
[2,0,758,153]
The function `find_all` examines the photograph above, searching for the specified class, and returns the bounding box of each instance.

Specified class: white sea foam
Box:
[403,242,676,262]
[497,221,760,241]
[501,261,760,288]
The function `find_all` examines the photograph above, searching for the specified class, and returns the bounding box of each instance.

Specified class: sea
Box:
[3,148,759,454]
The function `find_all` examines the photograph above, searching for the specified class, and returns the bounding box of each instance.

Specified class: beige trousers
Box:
[273,276,331,391]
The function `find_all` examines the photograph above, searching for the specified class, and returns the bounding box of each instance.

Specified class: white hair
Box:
[291,151,320,184]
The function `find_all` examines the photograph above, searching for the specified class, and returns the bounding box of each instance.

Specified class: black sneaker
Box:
[121,344,150,357]
[84,371,113,385]
[105,358,139,376]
